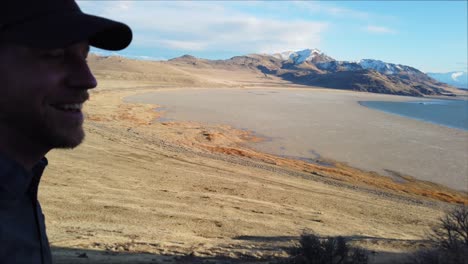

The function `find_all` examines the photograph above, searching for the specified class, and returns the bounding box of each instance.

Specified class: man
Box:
[0,0,132,262]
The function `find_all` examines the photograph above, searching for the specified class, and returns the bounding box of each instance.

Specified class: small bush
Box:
[408,205,468,264]
[287,233,368,264]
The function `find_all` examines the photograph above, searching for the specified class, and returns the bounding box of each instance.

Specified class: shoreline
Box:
[125,87,468,193]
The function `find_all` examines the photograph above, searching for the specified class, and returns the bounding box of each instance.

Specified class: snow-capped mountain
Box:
[168,48,459,97]
[358,59,420,75]
[271,49,334,64]
[272,49,422,75]
[427,72,467,89]
[265,49,456,96]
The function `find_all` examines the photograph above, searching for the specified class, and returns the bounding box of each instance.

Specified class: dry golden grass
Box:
[40,56,467,263]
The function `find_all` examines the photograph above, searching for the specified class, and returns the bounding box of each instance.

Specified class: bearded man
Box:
[0,1,132,262]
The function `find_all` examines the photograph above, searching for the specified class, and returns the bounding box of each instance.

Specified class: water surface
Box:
[360,100,468,131]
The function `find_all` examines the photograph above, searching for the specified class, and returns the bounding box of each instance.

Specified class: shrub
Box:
[408,205,468,264]
[287,233,368,264]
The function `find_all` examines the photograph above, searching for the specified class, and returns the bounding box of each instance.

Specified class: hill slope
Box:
[166,49,459,96]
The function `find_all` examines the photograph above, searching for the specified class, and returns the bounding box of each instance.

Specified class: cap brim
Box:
[3,12,132,51]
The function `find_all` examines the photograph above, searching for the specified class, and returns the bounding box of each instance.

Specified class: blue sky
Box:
[78,1,467,73]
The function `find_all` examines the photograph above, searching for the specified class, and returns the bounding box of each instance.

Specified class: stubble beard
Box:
[5,110,86,151]
[41,124,85,149]
[40,111,86,149]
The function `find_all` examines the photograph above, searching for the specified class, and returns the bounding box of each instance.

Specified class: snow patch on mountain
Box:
[294,49,321,64]
[316,61,362,71]
[359,59,394,74]
[358,59,417,75]
[315,59,419,74]
[272,49,332,64]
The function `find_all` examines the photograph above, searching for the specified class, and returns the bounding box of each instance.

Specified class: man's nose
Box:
[66,58,98,90]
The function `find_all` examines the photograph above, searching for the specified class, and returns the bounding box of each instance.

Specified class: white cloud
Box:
[77,0,132,11]
[78,1,328,54]
[366,25,397,34]
[158,40,208,51]
[116,1,132,11]
[291,1,370,19]
[451,72,464,81]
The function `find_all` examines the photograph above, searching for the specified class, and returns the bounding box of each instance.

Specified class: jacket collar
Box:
[0,154,48,199]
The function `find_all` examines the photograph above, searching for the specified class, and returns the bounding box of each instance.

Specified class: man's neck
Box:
[0,126,49,170]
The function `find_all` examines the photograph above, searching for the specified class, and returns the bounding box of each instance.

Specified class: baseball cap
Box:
[0,0,132,51]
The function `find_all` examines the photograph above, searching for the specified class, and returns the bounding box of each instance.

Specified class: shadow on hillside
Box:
[51,246,281,264]
[256,66,428,97]
[234,234,426,244]
[52,234,420,263]
[233,234,421,264]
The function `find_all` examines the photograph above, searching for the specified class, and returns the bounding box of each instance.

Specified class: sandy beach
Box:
[39,56,467,263]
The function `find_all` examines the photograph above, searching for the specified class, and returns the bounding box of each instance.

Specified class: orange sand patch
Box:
[199,145,467,205]
[116,103,162,126]
[153,120,468,205]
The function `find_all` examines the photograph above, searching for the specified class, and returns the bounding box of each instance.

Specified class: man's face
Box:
[0,41,97,149]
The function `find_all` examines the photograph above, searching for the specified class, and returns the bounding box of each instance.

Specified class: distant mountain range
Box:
[427,71,467,89]
[168,49,460,97]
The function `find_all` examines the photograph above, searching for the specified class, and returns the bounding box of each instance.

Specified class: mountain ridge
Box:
[89,49,466,96]
[167,48,458,97]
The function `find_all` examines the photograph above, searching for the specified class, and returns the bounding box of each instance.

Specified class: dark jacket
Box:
[0,155,52,264]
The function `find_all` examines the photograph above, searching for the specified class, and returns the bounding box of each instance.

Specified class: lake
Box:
[125,88,468,191]
[360,100,468,131]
